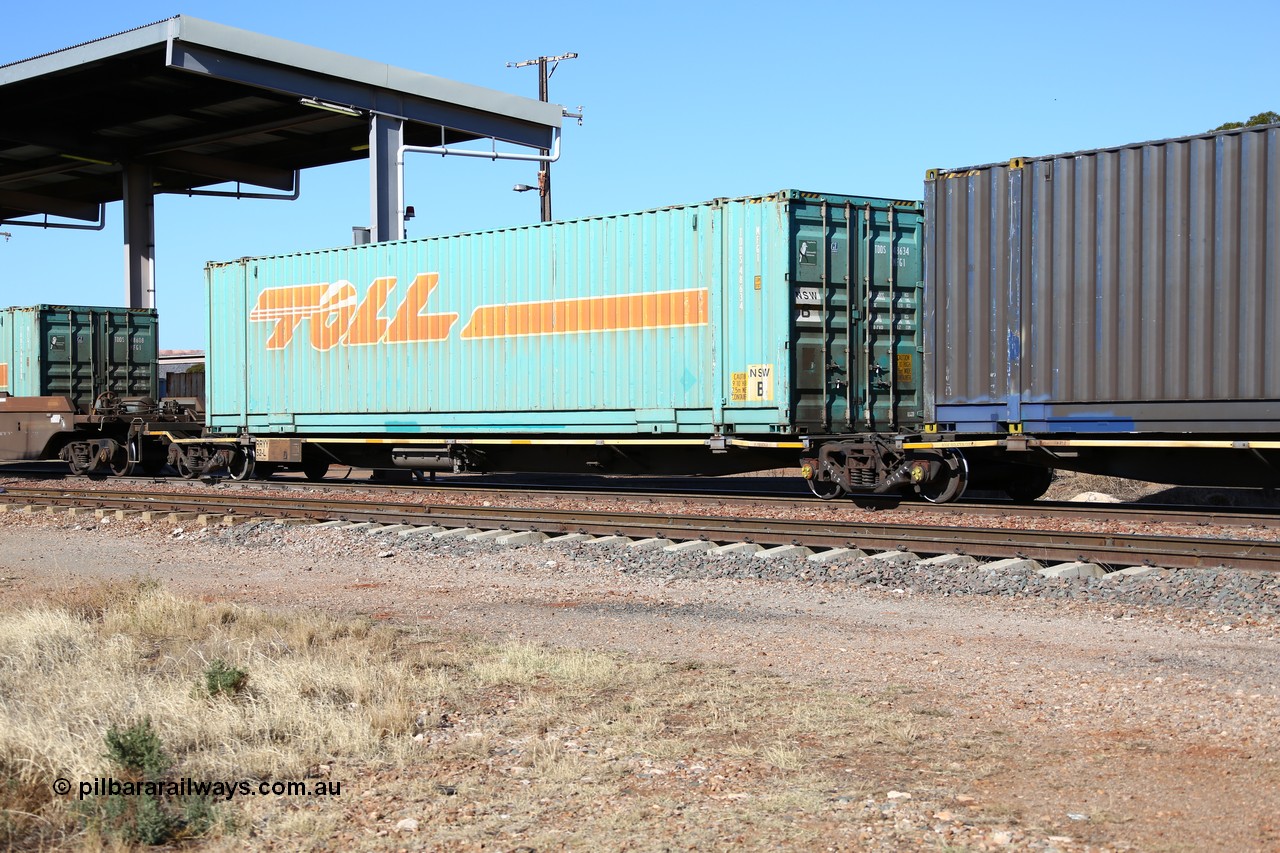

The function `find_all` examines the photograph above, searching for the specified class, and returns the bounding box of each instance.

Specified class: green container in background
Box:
[0,305,158,412]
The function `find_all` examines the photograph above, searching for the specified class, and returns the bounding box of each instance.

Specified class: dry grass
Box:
[1043,470,1280,506]
[1041,471,1161,502]
[1,581,941,850]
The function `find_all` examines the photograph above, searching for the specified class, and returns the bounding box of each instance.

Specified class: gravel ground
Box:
[2,500,1280,849]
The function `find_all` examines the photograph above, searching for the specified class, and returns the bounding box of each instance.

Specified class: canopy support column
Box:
[122,161,155,309]
[369,114,404,242]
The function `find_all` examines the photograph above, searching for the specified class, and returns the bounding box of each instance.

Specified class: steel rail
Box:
[2,486,1278,571]
[5,472,1280,529]
[266,479,1280,530]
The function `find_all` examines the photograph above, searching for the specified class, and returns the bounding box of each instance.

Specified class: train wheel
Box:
[806,478,847,500]
[228,449,256,481]
[914,450,969,504]
[174,454,199,480]
[254,463,279,480]
[1004,466,1053,503]
[303,460,330,482]
[108,443,135,477]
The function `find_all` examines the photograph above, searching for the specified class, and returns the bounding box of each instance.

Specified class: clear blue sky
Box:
[2,0,1277,349]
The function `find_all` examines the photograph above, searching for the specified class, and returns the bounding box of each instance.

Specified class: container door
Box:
[104,311,158,400]
[868,204,924,431]
[40,308,88,407]
[45,308,144,409]
[205,261,249,432]
[792,200,923,433]
[791,200,851,432]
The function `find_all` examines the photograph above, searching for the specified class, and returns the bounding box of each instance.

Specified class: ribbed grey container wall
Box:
[924,124,1280,433]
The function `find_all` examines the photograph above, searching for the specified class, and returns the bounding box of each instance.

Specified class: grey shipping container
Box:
[923,124,1280,435]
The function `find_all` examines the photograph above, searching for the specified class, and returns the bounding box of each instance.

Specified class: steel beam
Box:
[149,151,296,191]
[167,43,558,151]
[0,189,101,221]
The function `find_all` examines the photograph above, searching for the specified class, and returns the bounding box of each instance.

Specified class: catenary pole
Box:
[508,53,578,222]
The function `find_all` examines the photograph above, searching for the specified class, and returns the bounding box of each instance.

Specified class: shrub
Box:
[204,659,249,698]
[87,719,221,844]
[104,718,170,779]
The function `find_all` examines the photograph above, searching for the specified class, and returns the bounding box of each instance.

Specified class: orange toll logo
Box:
[249,274,458,351]
[459,289,710,339]
[249,275,709,350]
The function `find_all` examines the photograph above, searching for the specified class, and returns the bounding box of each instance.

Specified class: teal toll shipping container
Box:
[204,191,932,487]
[0,305,160,464]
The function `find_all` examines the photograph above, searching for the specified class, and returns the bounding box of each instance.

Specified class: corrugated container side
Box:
[0,310,11,393]
[208,191,923,439]
[925,124,1280,433]
[0,306,158,409]
[208,198,779,435]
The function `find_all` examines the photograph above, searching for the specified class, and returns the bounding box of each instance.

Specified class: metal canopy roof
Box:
[0,16,563,223]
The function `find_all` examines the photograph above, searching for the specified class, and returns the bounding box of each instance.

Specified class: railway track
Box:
[2,484,1278,572]
[5,464,1280,530]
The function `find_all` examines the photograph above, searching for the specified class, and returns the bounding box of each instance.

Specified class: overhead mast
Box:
[508,52,579,222]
